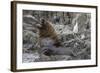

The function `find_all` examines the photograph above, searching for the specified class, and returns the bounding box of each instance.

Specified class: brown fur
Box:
[38,19,61,47]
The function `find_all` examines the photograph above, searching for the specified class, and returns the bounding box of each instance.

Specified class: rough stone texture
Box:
[22,10,91,63]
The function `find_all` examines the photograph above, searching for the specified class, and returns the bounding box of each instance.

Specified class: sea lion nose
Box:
[43,49,53,56]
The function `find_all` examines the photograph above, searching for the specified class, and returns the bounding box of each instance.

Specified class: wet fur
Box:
[38,19,61,47]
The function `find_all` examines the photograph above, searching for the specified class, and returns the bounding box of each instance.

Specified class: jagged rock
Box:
[22,10,91,63]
